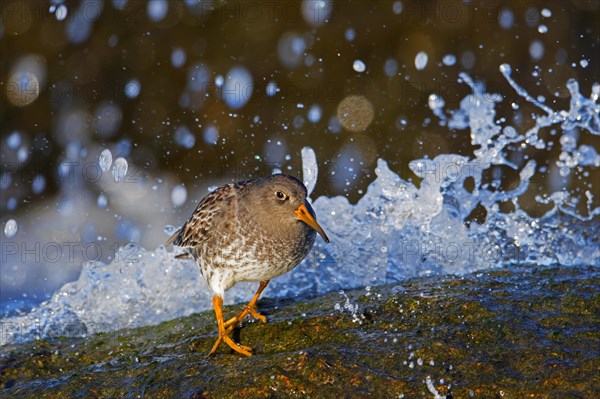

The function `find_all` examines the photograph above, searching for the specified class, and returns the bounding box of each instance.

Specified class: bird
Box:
[167,174,329,357]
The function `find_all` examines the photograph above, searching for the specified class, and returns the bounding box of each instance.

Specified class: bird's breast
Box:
[198,225,316,282]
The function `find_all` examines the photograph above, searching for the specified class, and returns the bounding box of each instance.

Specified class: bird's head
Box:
[247,174,329,243]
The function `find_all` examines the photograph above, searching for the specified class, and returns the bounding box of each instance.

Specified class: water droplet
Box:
[171,184,187,207]
[384,58,398,77]
[108,34,118,47]
[171,48,186,68]
[395,117,407,130]
[4,219,18,238]
[461,51,475,69]
[116,138,132,157]
[6,197,17,211]
[32,175,46,194]
[266,81,279,97]
[174,126,196,149]
[203,125,219,145]
[97,193,108,208]
[17,147,28,163]
[529,40,544,61]
[580,59,589,68]
[392,1,403,14]
[499,63,511,74]
[537,24,548,34]
[442,54,456,66]
[307,104,322,123]
[164,225,178,236]
[415,52,428,70]
[328,116,342,133]
[301,0,333,26]
[498,8,514,29]
[428,94,445,111]
[524,6,540,27]
[124,79,141,99]
[223,66,253,109]
[293,115,305,129]
[187,63,211,92]
[344,28,355,42]
[353,59,366,73]
[54,4,68,21]
[277,32,306,69]
[301,147,318,197]
[541,8,552,18]
[591,83,599,101]
[112,157,128,182]
[7,131,21,148]
[147,0,168,22]
[99,149,113,172]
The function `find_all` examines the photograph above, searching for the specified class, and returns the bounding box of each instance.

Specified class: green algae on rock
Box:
[1,265,599,398]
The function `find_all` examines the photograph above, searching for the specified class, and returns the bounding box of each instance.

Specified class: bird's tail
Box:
[166,228,193,259]
[166,228,182,246]
[174,252,192,259]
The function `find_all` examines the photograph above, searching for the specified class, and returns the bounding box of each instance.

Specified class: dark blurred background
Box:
[1,0,599,309]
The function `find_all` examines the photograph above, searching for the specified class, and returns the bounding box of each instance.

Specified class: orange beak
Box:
[295,202,330,243]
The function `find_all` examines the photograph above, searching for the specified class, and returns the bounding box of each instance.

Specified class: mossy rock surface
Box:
[1,266,598,398]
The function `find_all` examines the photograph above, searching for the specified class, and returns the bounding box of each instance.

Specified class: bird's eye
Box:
[275,191,287,200]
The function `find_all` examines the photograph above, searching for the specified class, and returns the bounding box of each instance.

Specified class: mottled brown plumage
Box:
[167,174,329,356]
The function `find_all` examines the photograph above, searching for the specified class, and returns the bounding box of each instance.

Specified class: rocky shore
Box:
[1,265,598,398]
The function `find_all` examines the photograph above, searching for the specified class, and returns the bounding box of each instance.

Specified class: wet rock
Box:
[1,266,598,398]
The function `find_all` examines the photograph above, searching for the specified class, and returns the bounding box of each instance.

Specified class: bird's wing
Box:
[167,183,238,248]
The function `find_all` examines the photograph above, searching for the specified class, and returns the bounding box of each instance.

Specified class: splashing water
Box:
[426,376,445,399]
[333,291,363,325]
[1,68,598,345]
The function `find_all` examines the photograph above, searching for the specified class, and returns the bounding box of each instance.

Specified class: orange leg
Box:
[224,280,269,332]
[208,295,252,357]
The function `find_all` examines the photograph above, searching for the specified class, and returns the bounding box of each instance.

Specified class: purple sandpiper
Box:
[167,174,329,356]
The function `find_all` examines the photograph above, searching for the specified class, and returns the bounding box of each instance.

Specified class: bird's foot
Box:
[209,295,253,357]
[224,305,267,332]
[208,334,252,357]
[247,306,267,324]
